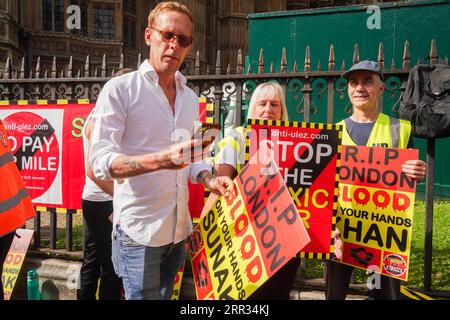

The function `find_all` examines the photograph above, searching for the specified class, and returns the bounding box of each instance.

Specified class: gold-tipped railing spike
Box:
[36,56,41,79]
[195,51,200,75]
[280,47,287,73]
[4,57,11,79]
[304,46,311,72]
[84,55,90,77]
[137,53,142,68]
[430,39,438,65]
[119,54,124,70]
[378,42,384,69]
[353,43,360,65]
[68,56,73,78]
[102,54,107,77]
[51,56,57,78]
[402,41,410,71]
[328,44,335,71]
[20,57,25,79]
[258,48,264,74]
[215,50,221,75]
[236,49,243,74]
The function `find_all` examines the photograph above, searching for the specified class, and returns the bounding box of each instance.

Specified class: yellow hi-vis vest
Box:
[338,113,412,149]
[214,126,247,173]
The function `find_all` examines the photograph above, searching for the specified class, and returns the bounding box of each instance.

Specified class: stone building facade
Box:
[0,0,396,75]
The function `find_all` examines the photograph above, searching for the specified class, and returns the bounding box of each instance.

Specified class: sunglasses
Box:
[151,27,193,48]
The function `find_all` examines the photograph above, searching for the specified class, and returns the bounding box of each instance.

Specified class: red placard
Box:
[246,120,342,257]
[0,101,94,211]
[189,144,310,299]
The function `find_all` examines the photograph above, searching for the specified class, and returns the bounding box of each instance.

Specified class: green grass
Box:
[56,223,84,251]
[306,200,450,291]
[408,201,450,291]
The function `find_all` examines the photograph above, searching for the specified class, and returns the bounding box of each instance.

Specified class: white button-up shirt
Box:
[90,60,210,246]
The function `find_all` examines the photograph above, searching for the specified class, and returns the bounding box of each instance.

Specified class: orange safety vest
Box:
[0,120,35,237]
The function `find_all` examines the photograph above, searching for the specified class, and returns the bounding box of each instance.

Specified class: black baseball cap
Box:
[341,60,384,82]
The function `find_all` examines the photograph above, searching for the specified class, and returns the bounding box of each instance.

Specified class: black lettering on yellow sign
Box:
[345,146,400,166]
[339,207,370,220]
[342,146,415,190]
[203,195,248,299]
[1,275,16,289]
[338,207,412,228]
[2,267,19,275]
[202,200,233,300]
[337,216,408,252]
[371,212,412,227]
[340,166,415,189]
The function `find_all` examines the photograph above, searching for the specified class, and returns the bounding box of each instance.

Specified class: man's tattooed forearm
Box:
[122,158,144,171]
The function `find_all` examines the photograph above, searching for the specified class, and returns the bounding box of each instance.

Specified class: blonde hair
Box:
[247,82,289,121]
[148,1,194,31]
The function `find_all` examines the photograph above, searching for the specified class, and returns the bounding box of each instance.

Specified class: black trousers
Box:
[77,199,121,300]
[0,232,15,301]
[248,256,301,300]
[325,260,400,300]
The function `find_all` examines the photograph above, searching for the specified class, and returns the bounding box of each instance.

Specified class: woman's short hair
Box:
[247,81,289,121]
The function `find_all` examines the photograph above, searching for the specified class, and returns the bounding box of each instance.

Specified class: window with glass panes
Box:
[123,0,137,49]
[42,0,65,32]
[93,3,115,40]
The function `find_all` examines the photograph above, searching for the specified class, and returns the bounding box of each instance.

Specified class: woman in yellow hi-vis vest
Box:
[0,120,35,300]
[326,61,427,300]
[213,81,299,300]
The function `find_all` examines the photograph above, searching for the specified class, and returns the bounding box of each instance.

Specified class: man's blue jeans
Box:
[112,225,186,300]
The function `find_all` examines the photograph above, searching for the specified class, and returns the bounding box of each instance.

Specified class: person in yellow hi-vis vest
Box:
[325,60,427,300]
[0,120,35,300]
[213,81,300,300]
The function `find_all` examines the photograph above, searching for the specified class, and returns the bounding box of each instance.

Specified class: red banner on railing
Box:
[0,100,94,211]
[0,99,211,215]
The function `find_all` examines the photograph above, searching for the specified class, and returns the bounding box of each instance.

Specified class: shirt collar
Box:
[139,59,187,86]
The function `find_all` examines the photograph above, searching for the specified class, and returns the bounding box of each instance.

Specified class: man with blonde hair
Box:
[90,2,233,300]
